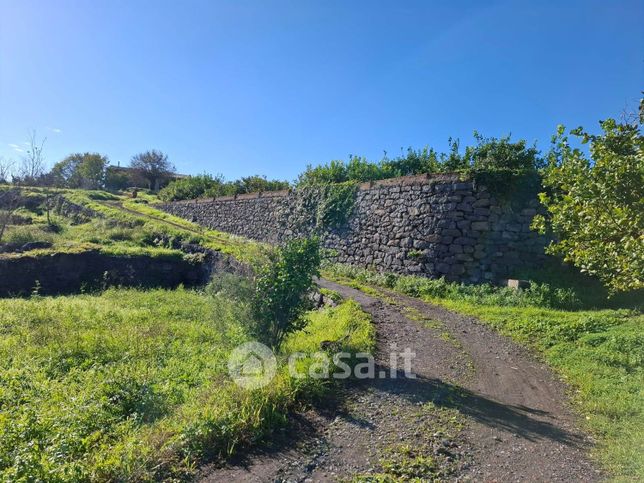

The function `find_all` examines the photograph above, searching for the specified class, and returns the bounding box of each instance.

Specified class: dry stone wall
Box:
[159,174,548,283]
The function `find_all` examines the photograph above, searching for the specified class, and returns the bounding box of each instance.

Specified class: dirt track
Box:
[202,279,600,482]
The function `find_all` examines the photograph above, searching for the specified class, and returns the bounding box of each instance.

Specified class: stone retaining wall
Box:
[0,248,250,297]
[160,174,548,283]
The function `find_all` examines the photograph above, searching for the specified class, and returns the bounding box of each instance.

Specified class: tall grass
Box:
[0,287,373,481]
[324,263,584,309]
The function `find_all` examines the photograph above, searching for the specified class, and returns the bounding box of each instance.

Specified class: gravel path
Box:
[201,280,601,482]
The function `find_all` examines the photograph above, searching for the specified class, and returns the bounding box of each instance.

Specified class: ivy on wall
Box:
[295,181,358,233]
[314,182,358,229]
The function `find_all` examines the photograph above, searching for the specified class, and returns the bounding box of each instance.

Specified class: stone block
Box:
[471,221,489,231]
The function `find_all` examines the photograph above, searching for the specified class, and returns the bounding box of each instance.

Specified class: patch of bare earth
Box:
[200,280,600,482]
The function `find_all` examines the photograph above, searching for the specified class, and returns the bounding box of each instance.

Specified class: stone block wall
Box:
[159,174,548,283]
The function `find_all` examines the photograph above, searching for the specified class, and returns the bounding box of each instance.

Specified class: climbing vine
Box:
[296,181,358,233]
[314,181,358,229]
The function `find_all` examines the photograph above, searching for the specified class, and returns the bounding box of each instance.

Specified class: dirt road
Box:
[203,280,600,481]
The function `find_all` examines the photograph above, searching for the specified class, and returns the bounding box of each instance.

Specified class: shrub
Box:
[159,174,290,201]
[251,238,321,348]
[296,134,542,197]
[158,174,225,201]
[3,225,55,246]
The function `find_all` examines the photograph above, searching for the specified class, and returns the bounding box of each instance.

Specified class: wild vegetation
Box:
[296,133,542,196]
[533,117,643,293]
[251,237,321,348]
[157,174,290,201]
[0,286,373,481]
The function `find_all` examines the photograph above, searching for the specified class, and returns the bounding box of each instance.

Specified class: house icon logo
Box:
[228,341,277,389]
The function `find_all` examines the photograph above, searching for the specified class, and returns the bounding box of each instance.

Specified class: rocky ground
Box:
[201,280,601,482]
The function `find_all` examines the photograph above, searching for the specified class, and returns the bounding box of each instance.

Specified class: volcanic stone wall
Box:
[159,174,547,283]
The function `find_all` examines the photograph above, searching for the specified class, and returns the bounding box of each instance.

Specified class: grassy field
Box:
[0,286,373,481]
[324,264,643,480]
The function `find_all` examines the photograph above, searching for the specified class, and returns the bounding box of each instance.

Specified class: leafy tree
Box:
[532,117,644,293]
[251,238,321,349]
[129,150,175,191]
[51,153,108,189]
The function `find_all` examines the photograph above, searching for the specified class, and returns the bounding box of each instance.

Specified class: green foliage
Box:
[252,238,321,348]
[0,287,374,481]
[463,132,542,199]
[296,135,543,199]
[311,181,359,230]
[325,264,583,310]
[104,167,131,191]
[158,174,225,201]
[533,118,644,293]
[159,174,290,201]
[2,224,55,246]
[50,153,109,189]
[297,149,441,186]
[226,175,290,195]
[129,150,175,191]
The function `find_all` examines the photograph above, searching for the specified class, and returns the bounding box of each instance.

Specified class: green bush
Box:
[158,174,225,201]
[252,238,321,348]
[159,174,290,202]
[296,134,543,199]
[3,225,55,246]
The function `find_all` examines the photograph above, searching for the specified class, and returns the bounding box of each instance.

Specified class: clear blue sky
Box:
[1,0,642,181]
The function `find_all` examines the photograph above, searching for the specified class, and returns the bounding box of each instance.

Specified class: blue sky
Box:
[1,0,642,181]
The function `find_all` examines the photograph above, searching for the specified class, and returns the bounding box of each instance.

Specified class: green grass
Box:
[324,265,643,480]
[1,188,266,266]
[120,195,268,265]
[0,287,373,481]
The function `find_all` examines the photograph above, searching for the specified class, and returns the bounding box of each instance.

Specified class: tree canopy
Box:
[130,150,175,191]
[532,117,644,293]
[51,153,108,189]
